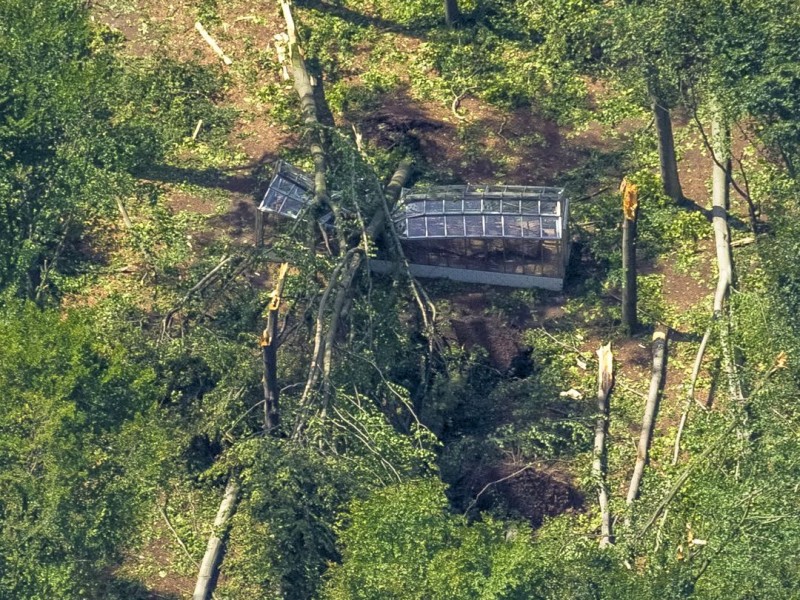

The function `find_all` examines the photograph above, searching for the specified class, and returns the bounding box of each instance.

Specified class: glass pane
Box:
[484,199,501,213]
[542,217,559,238]
[282,198,304,217]
[444,199,462,213]
[520,201,539,215]
[502,199,520,214]
[485,215,503,236]
[406,218,426,237]
[522,217,541,238]
[405,202,425,216]
[427,216,445,237]
[505,216,523,237]
[541,201,558,215]
[425,199,444,214]
[445,216,465,237]
[464,216,483,236]
[463,199,482,213]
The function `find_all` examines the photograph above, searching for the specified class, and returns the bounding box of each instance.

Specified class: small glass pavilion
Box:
[380,184,570,290]
[256,161,570,290]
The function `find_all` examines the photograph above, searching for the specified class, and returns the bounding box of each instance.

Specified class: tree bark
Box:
[261,263,288,432]
[650,89,684,203]
[444,0,461,27]
[711,112,732,316]
[710,108,742,403]
[626,330,667,505]
[620,179,639,335]
[193,476,240,600]
[593,343,614,547]
[279,0,335,237]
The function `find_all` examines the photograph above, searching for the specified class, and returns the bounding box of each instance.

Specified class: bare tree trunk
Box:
[261,264,289,432]
[593,343,614,547]
[710,109,743,403]
[193,476,240,600]
[620,179,639,334]
[711,113,732,316]
[444,0,461,26]
[648,82,683,202]
[626,330,667,505]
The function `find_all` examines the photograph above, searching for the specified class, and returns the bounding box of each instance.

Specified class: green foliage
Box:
[0,0,229,298]
[323,479,538,599]
[0,302,168,599]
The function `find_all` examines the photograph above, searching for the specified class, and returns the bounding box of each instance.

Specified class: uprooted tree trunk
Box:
[193,475,240,600]
[593,343,614,548]
[626,329,667,505]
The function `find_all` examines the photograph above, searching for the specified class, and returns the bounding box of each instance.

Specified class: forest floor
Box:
[95,2,760,597]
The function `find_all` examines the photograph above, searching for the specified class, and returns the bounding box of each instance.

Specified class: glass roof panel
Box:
[485,215,503,236]
[394,184,566,239]
[445,215,466,237]
[427,216,445,237]
[464,216,483,236]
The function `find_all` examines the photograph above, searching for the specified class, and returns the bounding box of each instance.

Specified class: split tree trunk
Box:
[193,476,241,600]
[647,78,684,203]
[626,330,667,505]
[620,179,639,335]
[593,343,614,547]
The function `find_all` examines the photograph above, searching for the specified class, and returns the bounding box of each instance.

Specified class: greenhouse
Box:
[374,184,570,290]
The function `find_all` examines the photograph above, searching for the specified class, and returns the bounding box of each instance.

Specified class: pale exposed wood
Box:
[593,343,614,547]
[116,197,133,229]
[626,330,667,505]
[194,21,233,65]
[193,476,240,600]
[730,236,755,248]
[192,119,203,140]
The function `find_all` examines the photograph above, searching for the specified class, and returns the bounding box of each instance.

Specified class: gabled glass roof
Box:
[394,185,567,240]
[258,161,315,218]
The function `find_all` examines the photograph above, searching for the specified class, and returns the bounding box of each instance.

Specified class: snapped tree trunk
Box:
[649,84,684,203]
[261,263,288,432]
[593,343,614,547]
[444,0,461,26]
[626,330,667,505]
[193,476,241,600]
[620,179,639,334]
